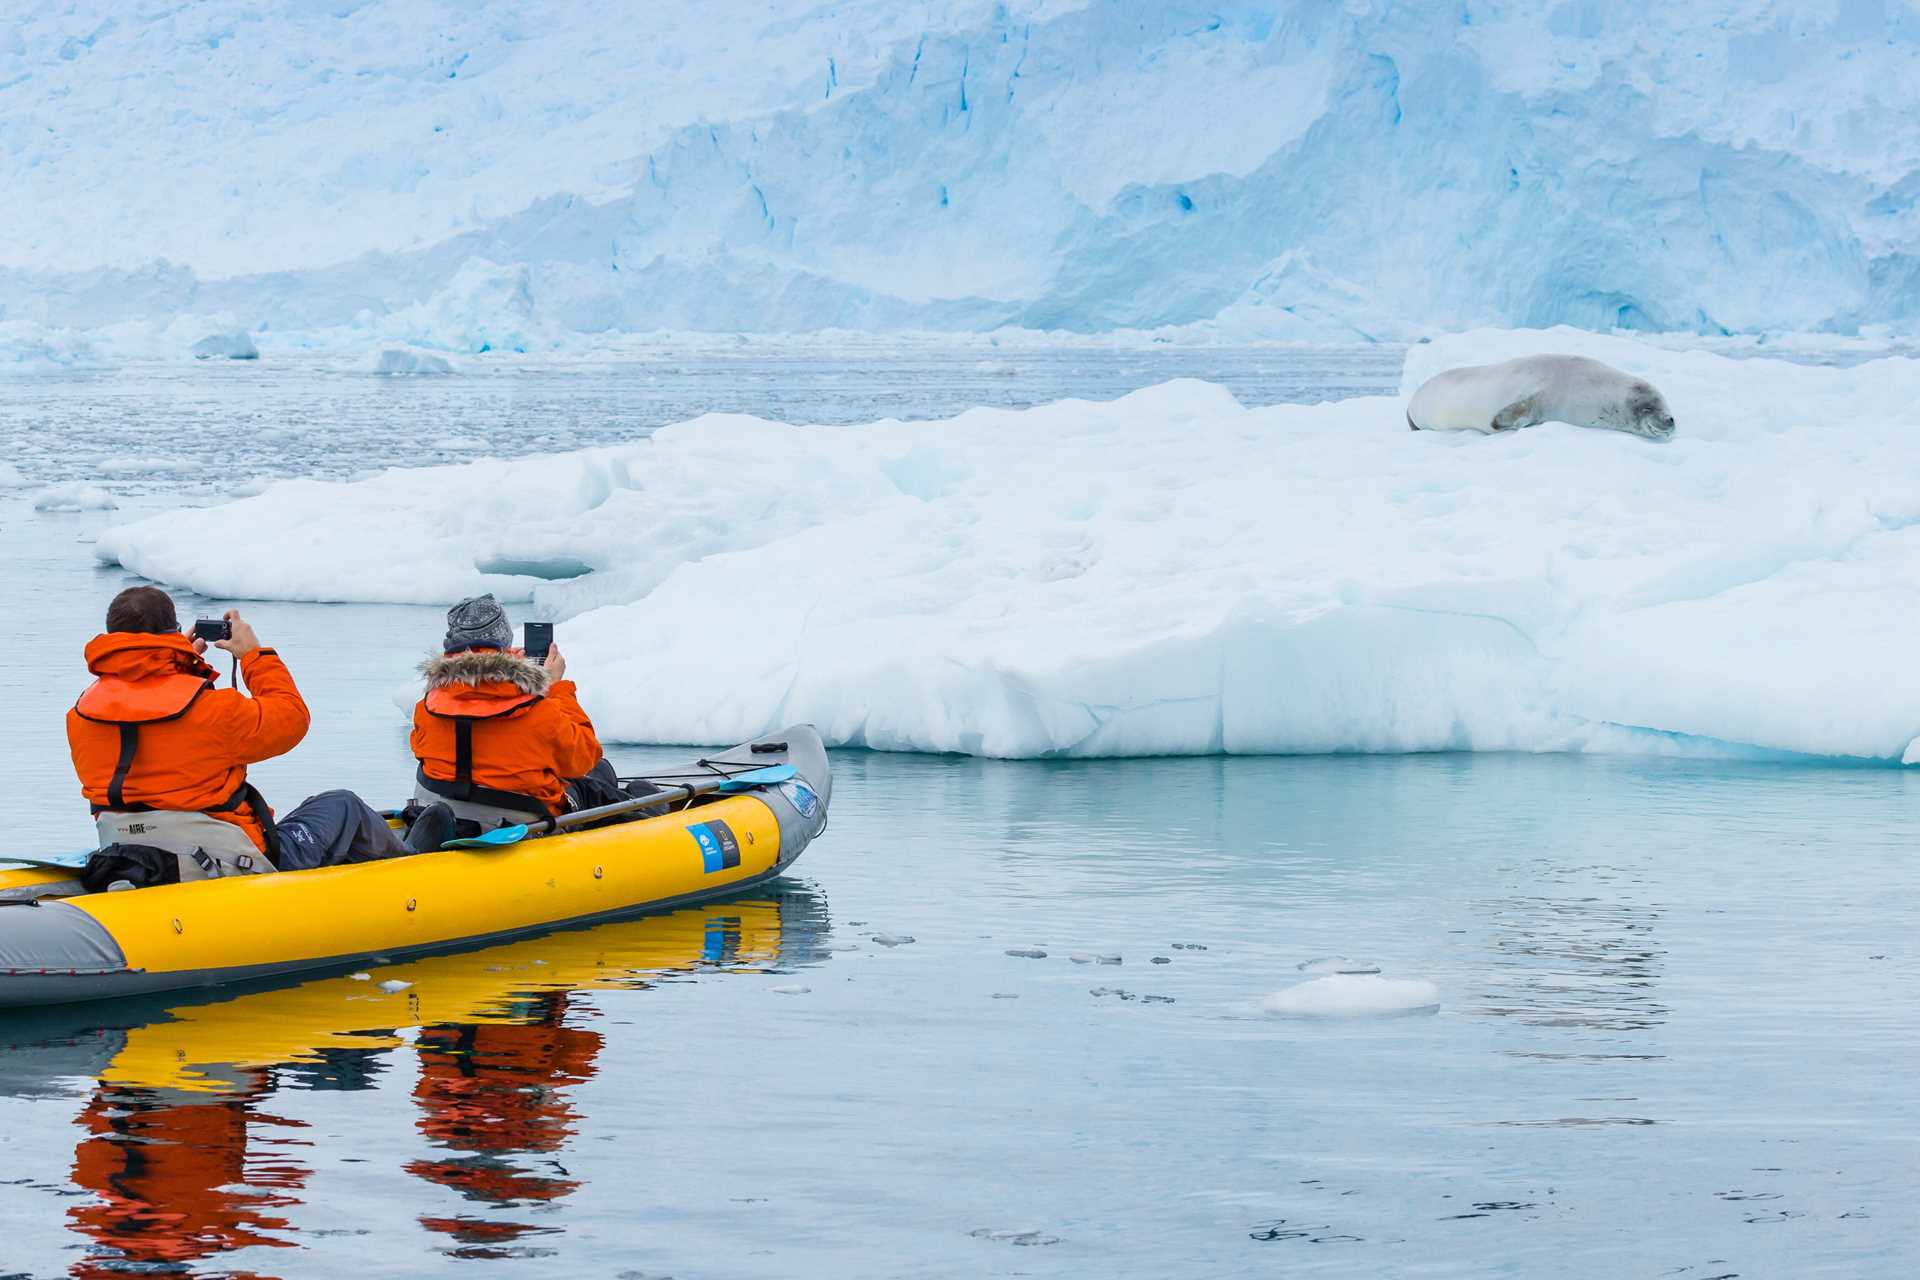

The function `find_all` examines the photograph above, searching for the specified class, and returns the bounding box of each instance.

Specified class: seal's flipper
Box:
[1490,396,1541,432]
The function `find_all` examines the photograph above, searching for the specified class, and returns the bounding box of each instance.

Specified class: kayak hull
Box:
[0,726,830,1009]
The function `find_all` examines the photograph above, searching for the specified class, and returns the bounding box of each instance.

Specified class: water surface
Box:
[0,356,1913,1278]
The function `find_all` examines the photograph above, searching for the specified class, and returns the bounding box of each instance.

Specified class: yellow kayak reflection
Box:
[75,885,826,1095]
[12,885,827,1276]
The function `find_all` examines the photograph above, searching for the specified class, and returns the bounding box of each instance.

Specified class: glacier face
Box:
[94,329,1920,762]
[4,1,1920,347]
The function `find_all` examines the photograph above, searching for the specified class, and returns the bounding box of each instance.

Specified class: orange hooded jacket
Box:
[67,633,310,852]
[410,649,603,816]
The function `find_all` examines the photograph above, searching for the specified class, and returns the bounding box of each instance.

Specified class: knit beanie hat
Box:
[443,594,512,654]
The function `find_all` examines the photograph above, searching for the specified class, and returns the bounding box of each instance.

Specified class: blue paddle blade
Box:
[441,824,530,850]
[716,763,796,792]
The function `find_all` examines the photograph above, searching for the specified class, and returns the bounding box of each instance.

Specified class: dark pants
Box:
[275,789,412,871]
[565,758,659,811]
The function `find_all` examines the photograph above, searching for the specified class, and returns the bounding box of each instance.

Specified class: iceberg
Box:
[190,331,259,361]
[95,330,1920,762]
[4,3,1920,347]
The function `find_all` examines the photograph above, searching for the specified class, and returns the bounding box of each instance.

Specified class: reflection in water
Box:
[409,993,598,1260]
[68,1071,307,1278]
[1476,870,1668,1034]
[0,885,827,1275]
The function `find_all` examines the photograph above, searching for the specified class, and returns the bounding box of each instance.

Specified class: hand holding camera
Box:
[192,609,260,658]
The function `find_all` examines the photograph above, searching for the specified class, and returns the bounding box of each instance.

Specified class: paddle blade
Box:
[716,764,797,792]
[440,824,530,850]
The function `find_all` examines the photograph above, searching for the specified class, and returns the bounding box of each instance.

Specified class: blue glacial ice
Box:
[3,1,1920,354]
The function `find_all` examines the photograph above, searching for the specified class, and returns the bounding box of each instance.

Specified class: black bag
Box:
[79,843,182,894]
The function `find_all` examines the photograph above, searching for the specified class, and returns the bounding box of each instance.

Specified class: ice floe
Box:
[34,483,117,512]
[1262,974,1441,1019]
[94,329,1920,762]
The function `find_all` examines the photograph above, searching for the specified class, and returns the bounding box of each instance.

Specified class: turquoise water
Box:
[1,360,1916,1278]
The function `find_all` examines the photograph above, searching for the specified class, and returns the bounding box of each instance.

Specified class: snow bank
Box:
[95,330,1920,762]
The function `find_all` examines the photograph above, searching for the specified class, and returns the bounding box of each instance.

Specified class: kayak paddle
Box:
[440,763,797,850]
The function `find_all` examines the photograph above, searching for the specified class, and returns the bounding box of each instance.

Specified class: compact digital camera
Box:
[192,618,232,644]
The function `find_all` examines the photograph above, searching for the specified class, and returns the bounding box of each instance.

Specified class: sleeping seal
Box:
[1407,355,1675,440]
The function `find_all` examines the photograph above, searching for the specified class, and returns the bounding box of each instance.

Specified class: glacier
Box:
[4,1,1920,352]
[94,329,1920,762]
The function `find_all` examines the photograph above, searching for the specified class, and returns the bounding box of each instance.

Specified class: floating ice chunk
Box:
[33,483,116,512]
[1262,974,1440,1018]
[376,979,413,994]
[870,933,915,947]
[1295,956,1382,975]
[96,457,195,476]
[371,348,455,376]
[191,331,258,360]
[969,1228,1061,1246]
[347,972,372,981]
[769,984,811,995]
[1069,952,1122,965]
[1004,947,1047,959]
[430,436,488,451]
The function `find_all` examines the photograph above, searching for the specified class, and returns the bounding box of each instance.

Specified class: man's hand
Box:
[215,608,262,658]
[544,644,567,681]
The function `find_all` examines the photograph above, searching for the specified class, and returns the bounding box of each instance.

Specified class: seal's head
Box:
[1625,382,1676,440]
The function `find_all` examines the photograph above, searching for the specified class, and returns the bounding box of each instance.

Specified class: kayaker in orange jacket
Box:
[69,586,425,878]
[408,595,640,837]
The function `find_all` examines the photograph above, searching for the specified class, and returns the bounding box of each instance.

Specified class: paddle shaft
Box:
[525,764,796,837]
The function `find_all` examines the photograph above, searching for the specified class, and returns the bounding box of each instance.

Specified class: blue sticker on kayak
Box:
[779,782,820,819]
[689,820,741,873]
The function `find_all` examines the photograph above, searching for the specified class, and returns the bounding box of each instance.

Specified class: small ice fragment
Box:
[1004,947,1047,959]
[376,979,413,994]
[1141,994,1176,1004]
[191,331,259,360]
[431,435,488,451]
[1151,956,1171,964]
[1262,974,1440,1018]
[347,972,372,981]
[1069,952,1122,965]
[769,984,810,995]
[968,1228,1060,1246]
[871,933,915,946]
[32,482,117,512]
[829,942,861,952]
[1296,956,1382,975]
[1170,942,1208,951]
[990,993,1020,999]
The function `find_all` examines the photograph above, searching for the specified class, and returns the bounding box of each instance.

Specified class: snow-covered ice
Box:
[1262,974,1441,1019]
[4,3,1920,350]
[94,329,1920,762]
[34,483,117,512]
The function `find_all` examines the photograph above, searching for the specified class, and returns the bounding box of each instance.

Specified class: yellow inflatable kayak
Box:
[0,727,829,1008]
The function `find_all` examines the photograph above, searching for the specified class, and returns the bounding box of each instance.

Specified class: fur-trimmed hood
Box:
[420,649,552,696]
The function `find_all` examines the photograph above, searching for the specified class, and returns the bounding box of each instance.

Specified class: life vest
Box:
[73,671,280,868]
[414,685,553,817]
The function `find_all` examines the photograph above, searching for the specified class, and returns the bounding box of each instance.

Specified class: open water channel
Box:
[0,351,1914,1279]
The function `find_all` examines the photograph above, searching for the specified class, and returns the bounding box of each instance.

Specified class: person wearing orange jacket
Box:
[69,585,422,880]
[407,594,642,843]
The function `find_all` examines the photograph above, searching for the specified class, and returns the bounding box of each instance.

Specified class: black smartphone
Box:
[523,622,554,663]
[192,618,231,645]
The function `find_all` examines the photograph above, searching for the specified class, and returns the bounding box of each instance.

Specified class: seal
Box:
[1406,355,1675,440]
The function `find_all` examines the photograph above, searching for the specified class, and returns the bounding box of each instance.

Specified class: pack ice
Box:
[95,331,1920,762]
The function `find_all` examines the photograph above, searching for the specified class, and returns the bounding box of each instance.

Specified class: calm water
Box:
[0,357,1915,1279]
